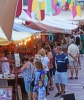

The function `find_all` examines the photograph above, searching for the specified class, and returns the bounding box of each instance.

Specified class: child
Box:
[37,80,47,100]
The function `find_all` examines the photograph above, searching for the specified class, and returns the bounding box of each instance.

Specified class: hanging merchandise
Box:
[48,30,53,41]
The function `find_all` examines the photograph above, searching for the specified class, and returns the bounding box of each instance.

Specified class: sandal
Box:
[68,77,74,79]
[54,93,61,97]
[47,93,50,95]
[49,87,54,91]
[75,77,78,79]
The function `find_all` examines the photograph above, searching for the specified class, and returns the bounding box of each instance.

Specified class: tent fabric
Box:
[0,0,18,41]
[27,22,63,33]
[0,37,9,45]
[40,20,78,30]
[0,28,32,41]
[13,23,41,34]
[24,18,78,30]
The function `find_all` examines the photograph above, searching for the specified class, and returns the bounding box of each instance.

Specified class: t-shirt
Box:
[68,44,79,61]
[38,86,46,100]
[34,70,45,85]
[56,53,69,72]
[41,56,49,71]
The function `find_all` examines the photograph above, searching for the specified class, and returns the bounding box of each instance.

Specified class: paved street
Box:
[22,56,84,100]
[47,56,84,100]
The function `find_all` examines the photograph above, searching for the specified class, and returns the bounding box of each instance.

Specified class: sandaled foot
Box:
[47,93,50,95]
[68,77,74,79]
[75,77,78,79]
[54,93,61,97]
[49,87,54,91]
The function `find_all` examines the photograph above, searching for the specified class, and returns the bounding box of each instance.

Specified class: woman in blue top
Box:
[20,58,32,100]
[32,60,45,100]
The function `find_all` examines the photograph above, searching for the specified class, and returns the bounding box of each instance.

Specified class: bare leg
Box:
[27,92,31,100]
[70,66,74,77]
[74,66,78,78]
[56,83,60,93]
[46,84,50,95]
[60,84,65,94]
[33,92,37,100]
[50,77,53,89]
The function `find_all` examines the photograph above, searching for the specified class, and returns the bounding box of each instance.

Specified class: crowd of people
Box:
[19,33,82,100]
[0,33,82,100]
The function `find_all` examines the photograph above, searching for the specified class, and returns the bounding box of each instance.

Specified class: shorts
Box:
[33,85,38,93]
[47,71,50,79]
[49,68,53,78]
[69,61,78,67]
[38,98,47,100]
[24,81,31,92]
[54,71,67,85]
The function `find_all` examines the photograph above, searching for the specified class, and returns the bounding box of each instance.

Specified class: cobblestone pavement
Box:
[47,56,84,100]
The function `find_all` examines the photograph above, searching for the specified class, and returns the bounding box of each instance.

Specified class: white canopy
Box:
[40,19,78,30]
[0,27,32,41]
[23,17,78,30]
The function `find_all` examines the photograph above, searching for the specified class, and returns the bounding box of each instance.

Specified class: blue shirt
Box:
[56,53,69,72]
[38,86,46,99]
[34,70,45,85]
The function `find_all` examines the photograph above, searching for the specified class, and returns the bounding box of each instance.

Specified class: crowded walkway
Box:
[47,56,84,100]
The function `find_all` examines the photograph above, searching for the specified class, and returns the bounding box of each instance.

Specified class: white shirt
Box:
[74,34,80,39]
[1,57,10,74]
[41,56,50,71]
[68,44,79,61]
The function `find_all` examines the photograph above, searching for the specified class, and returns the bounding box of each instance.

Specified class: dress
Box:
[38,86,47,100]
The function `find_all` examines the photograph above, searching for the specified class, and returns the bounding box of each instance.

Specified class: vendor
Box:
[1,51,11,74]
[0,51,11,86]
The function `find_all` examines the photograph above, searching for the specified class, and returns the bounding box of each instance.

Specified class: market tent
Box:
[0,22,41,45]
[24,18,78,31]
[13,23,41,34]
[0,28,32,41]
[40,20,78,30]
[0,37,9,45]
[27,22,63,33]
[53,18,79,25]
[0,0,18,41]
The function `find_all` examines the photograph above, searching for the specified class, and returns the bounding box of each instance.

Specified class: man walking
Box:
[54,46,69,97]
[68,39,80,79]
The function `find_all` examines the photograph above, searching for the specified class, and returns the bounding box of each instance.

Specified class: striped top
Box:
[56,53,69,72]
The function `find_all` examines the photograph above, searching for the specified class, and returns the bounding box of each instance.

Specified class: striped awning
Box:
[27,22,63,33]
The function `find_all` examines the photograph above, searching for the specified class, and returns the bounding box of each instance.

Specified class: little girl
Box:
[37,80,47,100]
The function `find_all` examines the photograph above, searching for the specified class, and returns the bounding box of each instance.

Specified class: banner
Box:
[76,5,82,17]
[72,6,77,18]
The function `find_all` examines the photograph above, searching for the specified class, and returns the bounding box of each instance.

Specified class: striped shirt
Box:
[56,53,69,72]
